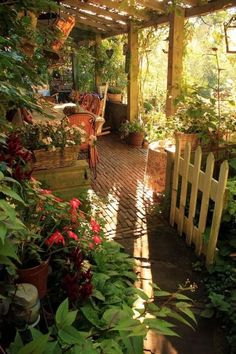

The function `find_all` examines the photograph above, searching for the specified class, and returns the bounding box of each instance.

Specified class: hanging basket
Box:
[33,145,80,171]
[51,15,75,52]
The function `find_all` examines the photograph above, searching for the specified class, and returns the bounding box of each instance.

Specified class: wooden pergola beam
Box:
[127,22,139,121]
[166,8,185,117]
[88,0,150,20]
[136,0,166,13]
[63,6,127,30]
[185,0,236,18]
[61,0,129,22]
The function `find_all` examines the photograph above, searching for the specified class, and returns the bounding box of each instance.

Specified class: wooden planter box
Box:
[33,145,80,171]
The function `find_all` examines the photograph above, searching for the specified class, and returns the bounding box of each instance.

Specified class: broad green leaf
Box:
[92,289,105,301]
[55,298,69,328]
[18,334,49,354]
[80,304,101,328]
[154,290,171,297]
[121,336,143,354]
[0,171,4,181]
[9,332,23,354]
[72,341,98,354]
[0,255,16,267]
[58,326,87,345]
[144,318,179,337]
[0,222,7,243]
[98,339,123,354]
[1,186,25,204]
[168,311,195,330]
[102,308,127,327]
[134,288,149,301]
[173,293,193,301]
[111,318,142,332]
[0,239,20,262]
[176,302,197,324]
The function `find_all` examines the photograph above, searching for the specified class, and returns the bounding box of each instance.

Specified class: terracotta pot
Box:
[107,93,122,103]
[127,132,145,147]
[17,259,49,299]
[175,132,199,151]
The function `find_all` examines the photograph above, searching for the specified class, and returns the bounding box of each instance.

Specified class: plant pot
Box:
[127,132,145,147]
[17,259,49,299]
[107,93,122,103]
[175,132,199,151]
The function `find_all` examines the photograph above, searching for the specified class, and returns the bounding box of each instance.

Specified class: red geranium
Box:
[45,231,65,246]
[69,198,81,210]
[67,230,78,241]
[93,235,102,245]
[90,219,100,233]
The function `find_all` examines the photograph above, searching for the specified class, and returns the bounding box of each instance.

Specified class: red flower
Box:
[90,219,100,233]
[69,198,81,210]
[42,189,52,195]
[93,235,102,245]
[45,231,65,246]
[67,231,78,241]
[80,283,93,298]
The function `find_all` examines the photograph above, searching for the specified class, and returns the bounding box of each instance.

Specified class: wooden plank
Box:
[136,0,165,12]
[177,143,191,236]
[186,146,202,245]
[63,5,127,30]
[127,21,139,122]
[195,153,215,256]
[206,160,229,266]
[166,8,185,117]
[185,0,236,18]
[170,139,180,226]
[62,0,130,21]
[87,0,150,20]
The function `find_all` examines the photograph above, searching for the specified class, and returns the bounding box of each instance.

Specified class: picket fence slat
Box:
[186,146,202,245]
[206,160,229,265]
[170,140,180,227]
[195,153,215,256]
[178,143,191,236]
[170,142,229,266]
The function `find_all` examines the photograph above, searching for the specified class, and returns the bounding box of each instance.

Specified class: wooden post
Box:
[128,22,139,121]
[95,34,102,88]
[166,8,185,117]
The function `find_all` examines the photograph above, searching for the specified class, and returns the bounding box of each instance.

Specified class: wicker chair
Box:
[68,113,98,178]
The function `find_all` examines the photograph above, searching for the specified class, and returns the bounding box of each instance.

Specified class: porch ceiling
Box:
[61,0,235,39]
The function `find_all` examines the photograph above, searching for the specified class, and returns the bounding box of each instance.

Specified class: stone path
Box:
[91,134,221,354]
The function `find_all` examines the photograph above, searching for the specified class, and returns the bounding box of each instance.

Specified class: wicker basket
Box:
[33,145,80,170]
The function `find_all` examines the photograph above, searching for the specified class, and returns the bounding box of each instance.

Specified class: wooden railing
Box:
[170,141,229,266]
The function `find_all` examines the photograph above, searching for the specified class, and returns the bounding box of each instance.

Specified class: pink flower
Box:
[41,189,52,195]
[90,219,100,233]
[45,231,65,246]
[69,198,81,210]
[67,231,78,241]
[93,235,102,245]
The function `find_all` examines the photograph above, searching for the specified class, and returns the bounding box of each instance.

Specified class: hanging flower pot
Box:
[51,15,75,52]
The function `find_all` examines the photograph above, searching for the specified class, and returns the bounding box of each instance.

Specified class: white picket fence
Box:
[170,141,229,266]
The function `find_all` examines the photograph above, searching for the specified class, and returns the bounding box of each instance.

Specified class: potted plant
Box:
[172,86,219,151]
[119,119,145,147]
[15,118,86,170]
[107,87,122,103]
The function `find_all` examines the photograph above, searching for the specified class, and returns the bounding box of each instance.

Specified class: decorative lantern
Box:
[224,15,236,53]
